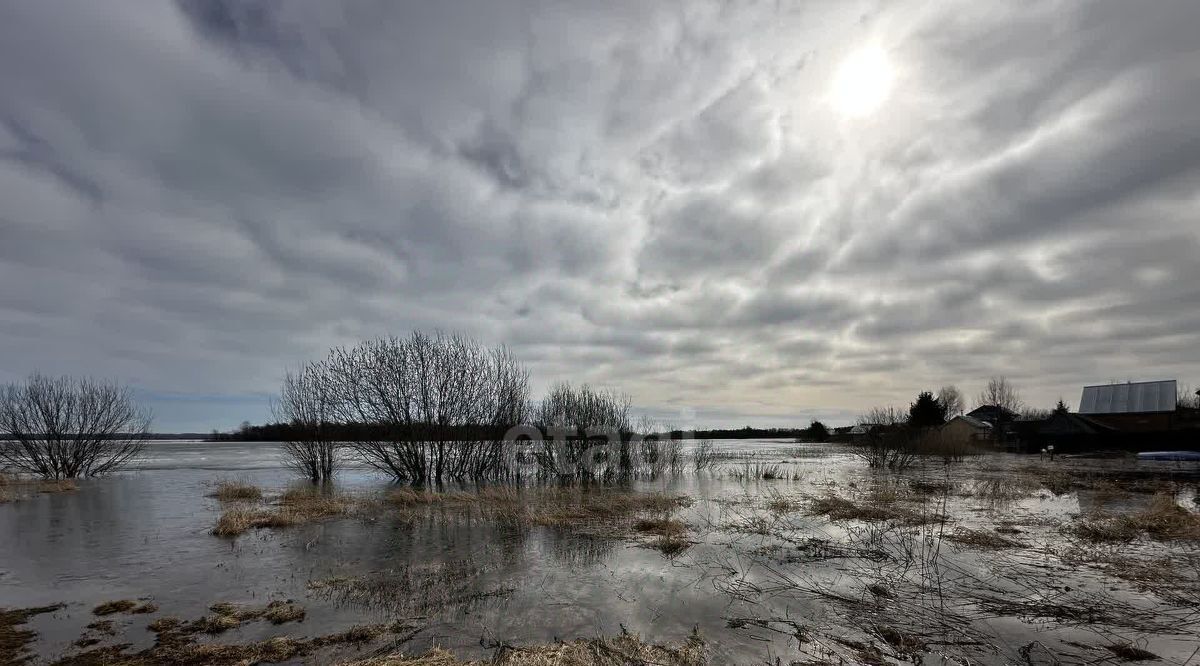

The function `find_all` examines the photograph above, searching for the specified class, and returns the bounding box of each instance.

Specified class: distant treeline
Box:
[669,426,809,440]
[210,423,814,442]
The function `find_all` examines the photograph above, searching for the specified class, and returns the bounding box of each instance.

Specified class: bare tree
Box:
[534,382,631,479]
[936,385,965,417]
[275,362,340,482]
[857,405,904,426]
[322,331,530,485]
[0,374,150,479]
[976,376,1023,414]
[1178,384,1198,410]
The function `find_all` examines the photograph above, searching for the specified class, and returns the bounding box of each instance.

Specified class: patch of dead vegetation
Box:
[188,601,306,633]
[0,474,77,503]
[308,559,511,616]
[1104,642,1158,661]
[89,600,156,617]
[633,517,690,556]
[1068,493,1200,543]
[206,480,263,502]
[965,476,1039,505]
[212,487,354,537]
[341,630,707,665]
[2,604,64,665]
[92,601,138,616]
[808,495,942,526]
[945,528,1025,549]
[1059,548,1200,605]
[52,613,416,666]
[764,490,801,514]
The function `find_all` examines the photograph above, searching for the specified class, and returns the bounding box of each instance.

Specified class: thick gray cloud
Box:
[1,0,1197,430]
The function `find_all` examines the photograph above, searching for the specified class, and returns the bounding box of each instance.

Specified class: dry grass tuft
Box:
[92,600,138,616]
[207,480,263,502]
[147,617,182,633]
[808,495,938,525]
[211,487,353,537]
[57,606,414,666]
[343,631,707,665]
[764,490,800,514]
[945,528,1025,549]
[632,517,686,537]
[0,474,77,503]
[633,517,690,556]
[1069,493,1200,543]
[1138,493,1200,541]
[262,600,306,625]
[1104,642,1158,661]
[1,604,64,665]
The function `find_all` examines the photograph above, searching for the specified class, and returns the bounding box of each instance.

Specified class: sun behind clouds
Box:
[831,45,895,118]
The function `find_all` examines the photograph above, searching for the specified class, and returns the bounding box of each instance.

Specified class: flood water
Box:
[3,440,1200,664]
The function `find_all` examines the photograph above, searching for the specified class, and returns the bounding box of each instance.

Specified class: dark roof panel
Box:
[1078,380,1176,414]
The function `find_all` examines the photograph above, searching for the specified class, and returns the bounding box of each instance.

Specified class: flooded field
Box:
[3,440,1200,665]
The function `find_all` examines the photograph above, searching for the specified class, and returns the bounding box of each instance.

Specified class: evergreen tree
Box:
[908,391,948,428]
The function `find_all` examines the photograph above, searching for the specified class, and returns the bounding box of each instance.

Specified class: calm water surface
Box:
[3,440,1199,664]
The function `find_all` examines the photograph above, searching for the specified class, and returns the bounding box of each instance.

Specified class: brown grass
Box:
[1069,493,1200,543]
[211,488,353,537]
[196,600,306,629]
[342,631,707,665]
[54,610,415,666]
[808,495,938,525]
[92,600,138,616]
[945,528,1025,549]
[307,559,513,616]
[1,604,64,665]
[206,480,263,502]
[0,475,77,503]
[633,517,690,556]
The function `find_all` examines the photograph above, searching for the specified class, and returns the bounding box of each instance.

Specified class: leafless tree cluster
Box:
[936,385,965,417]
[850,430,921,470]
[1178,383,1199,409]
[532,382,632,479]
[282,332,530,485]
[976,376,1023,413]
[274,363,339,482]
[857,405,905,426]
[0,374,150,479]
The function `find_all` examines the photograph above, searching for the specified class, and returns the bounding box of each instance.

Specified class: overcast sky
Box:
[2,1,1199,432]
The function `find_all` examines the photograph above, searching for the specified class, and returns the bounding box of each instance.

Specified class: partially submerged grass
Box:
[1068,493,1200,543]
[92,600,138,616]
[0,475,77,503]
[966,476,1039,505]
[945,528,1025,549]
[2,604,64,665]
[196,600,306,631]
[206,480,263,502]
[212,487,353,537]
[1104,642,1158,661]
[307,559,511,616]
[808,495,940,525]
[633,517,690,556]
[54,607,414,666]
[343,630,707,665]
[212,484,690,541]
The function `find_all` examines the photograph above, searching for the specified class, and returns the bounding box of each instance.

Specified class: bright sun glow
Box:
[832,46,895,118]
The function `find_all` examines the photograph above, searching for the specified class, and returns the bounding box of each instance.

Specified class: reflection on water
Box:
[2,439,1199,664]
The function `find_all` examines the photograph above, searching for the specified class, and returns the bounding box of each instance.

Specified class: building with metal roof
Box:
[1078,380,1176,415]
[1077,380,1178,433]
